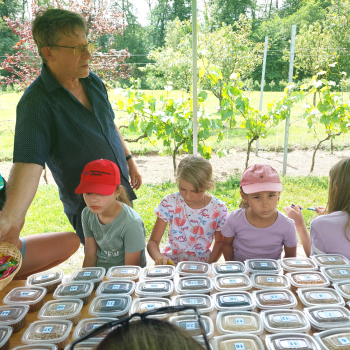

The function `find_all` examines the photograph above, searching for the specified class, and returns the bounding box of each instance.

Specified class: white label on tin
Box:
[186,322,195,330]
[121,270,129,274]
[189,299,198,304]
[40,275,49,280]
[288,341,300,348]
[56,305,66,310]
[299,275,318,281]
[190,265,197,270]
[260,263,268,267]
[339,270,349,275]
[316,294,327,299]
[83,272,91,277]
[155,269,163,273]
[267,278,275,282]
[43,327,53,333]
[190,281,198,285]
[270,294,280,300]
[281,316,290,322]
[229,279,237,283]
[294,261,306,264]
[222,265,234,270]
[235,318,245,324]
[326,311,335,317]
[70,286,78,291]
[0,311,10,316]
[328,257,336,261]
[112,285,120,290]
[21,292,30,296]
[147,304,155,309]
[338,338,350,345]
[106,301,115,307]
[92,324,99,329]
[235,343,245,350]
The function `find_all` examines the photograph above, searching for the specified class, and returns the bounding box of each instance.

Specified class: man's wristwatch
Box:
[126,154,133,161]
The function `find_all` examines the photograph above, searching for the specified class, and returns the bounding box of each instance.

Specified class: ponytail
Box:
[117,185,131,207]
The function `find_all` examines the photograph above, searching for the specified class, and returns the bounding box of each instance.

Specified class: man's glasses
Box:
[49,42,95,56]
[68,305,210,350]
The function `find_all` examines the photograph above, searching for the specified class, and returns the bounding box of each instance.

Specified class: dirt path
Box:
[1,149,349,185]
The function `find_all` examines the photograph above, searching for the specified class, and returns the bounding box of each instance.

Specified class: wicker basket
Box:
[0,242,22,291]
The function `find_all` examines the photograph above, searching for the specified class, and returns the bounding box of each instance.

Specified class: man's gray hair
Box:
[32,8,87,63]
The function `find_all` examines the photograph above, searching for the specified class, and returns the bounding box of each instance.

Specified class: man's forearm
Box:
[223,244,234,261]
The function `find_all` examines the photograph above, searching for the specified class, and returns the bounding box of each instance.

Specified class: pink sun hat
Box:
[240,164,282,194]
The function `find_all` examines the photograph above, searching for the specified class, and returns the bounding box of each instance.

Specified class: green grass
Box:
[22,176,329,244]
[1,90,349,162]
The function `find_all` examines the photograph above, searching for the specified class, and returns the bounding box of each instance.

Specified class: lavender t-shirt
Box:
[310,211,350,260]
[222,208,298,262]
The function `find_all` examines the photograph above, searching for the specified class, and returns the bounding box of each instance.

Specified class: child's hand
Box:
[284,204,305,227]
[315,206,326,215]
[155,256,168,265]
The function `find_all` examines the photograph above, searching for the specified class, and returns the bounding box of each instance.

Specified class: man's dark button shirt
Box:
[14,64,136,215]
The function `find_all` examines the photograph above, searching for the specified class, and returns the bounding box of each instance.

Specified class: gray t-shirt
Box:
[82,204,146,269]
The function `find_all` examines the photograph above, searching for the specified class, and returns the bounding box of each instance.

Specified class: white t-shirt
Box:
[310,211,350,260]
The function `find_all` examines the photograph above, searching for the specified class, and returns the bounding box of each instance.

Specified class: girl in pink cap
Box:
[222,164,298,262]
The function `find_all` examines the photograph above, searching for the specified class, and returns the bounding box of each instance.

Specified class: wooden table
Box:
[1,277,315,349]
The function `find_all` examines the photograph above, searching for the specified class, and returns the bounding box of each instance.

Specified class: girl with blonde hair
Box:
[148,155,228,265]
[285,157,350,258]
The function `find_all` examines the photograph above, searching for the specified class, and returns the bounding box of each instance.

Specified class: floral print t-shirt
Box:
[155,192,228,263]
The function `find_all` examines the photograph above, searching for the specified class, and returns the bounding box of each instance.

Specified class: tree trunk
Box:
[43,166,48,185]
[172,149,177,174]
[313,92,317,107]
[245,136,258,169]
[331,137,334,154]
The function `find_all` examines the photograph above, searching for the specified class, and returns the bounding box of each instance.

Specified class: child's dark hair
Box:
[117,185,131,207]
[239,187,249,209]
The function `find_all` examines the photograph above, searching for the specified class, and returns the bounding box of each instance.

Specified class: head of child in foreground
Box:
[95,318,204,350]
[75,159,130,212]
[327,157,350,216]
[176,155,214,205]
[239,164,282,219]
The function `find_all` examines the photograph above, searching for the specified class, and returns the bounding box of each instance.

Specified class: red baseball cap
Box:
[240,164,282,194]
[75,159,121,195]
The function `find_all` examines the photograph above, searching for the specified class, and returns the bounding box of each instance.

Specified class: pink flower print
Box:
[173,242,180,248]
[191,226,204,235]
[210,221,217,230]
[186,251,196,258]
[206,242,211,250]
[212,209,220,219]
[164,246,171,253]
[174,206,186,226]
[173,249,178,255]
[189,235,198,243]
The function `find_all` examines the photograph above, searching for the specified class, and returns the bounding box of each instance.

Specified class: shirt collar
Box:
[41,63,92,93]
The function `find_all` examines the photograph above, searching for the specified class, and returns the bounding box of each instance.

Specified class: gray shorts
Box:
[19,237,26,258]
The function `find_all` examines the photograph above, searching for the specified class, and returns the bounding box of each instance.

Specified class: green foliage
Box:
[116,84,222,171]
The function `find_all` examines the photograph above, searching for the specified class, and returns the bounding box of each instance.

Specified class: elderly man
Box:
[0,8,141,247]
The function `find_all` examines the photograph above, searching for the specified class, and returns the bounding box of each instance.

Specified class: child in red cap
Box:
[75,159,146,269]
[222,164,297,262]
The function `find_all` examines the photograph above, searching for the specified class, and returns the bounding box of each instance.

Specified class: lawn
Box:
[1,89,349,162]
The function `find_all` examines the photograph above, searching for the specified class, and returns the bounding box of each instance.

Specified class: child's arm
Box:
[222,236,234,261]
[208,231,224,263]
[83,237,98,267]
[284,204,311,257]
[284,245,297,258]
[125,251,141,266]
[147,217,168,265]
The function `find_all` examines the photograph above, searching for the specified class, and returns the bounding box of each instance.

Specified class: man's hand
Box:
[0,214,24,246]
[127,159,142,190]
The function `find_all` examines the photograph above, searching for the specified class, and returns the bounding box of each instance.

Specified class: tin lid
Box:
[3,286,47,306]
[297,287,345,307]
[106,266,141,280]
[304,305,350,331]
[245,259,282,274]
[214,273,252,292]
[0,304,29,326]
[286,271,330,289]
[65,342,99,350]
[96,280,135,296]
[253,289,297,310]
[130,297,171,318]
[265,333,320,350]
[53,282,94,300]
[169,315,214,339]
[334,281,350,300]
[38,299,83,320]
[171,294,214,314]
[251,273,290,290]
[314,327,350,350]
[213,291,255,311]
[135,279,174,298]
[26,269,63,288]
[279,258,318,272]
[89,295,132,317]
[142,265,176,280]
[321,267,350,283]
[311,254,350,268]
[261,309,311,334]
[69,267,105,283]
[22,320,73,345]
[13,344,58,350]
[212,333,265,350]
[72,317,117,340]
[216,311,263,335]
[176,262,210,276]
[175,275,213,294]
[212,262,247,275]
[0,326,13,348]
